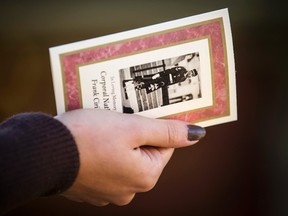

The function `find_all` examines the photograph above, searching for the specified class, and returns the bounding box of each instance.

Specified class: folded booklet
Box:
[49,8,237,127]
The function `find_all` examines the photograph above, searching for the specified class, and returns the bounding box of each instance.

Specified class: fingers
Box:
[63,191,135,207]
[128,116,206,183]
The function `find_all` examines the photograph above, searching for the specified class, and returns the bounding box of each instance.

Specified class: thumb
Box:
[136,118,206,149]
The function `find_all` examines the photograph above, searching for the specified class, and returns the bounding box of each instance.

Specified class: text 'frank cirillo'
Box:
[91,71,117,111]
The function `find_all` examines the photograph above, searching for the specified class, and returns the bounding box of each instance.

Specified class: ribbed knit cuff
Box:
[0,112,79,213]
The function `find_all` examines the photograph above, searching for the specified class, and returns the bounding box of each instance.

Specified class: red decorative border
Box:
[60,18,229,123]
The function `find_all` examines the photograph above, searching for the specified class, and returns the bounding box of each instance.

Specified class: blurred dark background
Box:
[1,0,287,215]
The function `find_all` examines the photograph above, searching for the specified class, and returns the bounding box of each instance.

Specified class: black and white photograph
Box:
[120,52,201,114]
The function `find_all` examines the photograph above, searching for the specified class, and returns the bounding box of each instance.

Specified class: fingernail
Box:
[187,125,206,141]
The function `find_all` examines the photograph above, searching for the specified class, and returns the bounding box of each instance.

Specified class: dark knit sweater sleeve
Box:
[0,112,80,214]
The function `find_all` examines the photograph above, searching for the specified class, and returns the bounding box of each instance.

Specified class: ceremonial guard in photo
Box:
[133,66,198,93]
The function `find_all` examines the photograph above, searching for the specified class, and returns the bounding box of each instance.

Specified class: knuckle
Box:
[114,194,135,206]
[137,174,158,192]
[92,201,109,207]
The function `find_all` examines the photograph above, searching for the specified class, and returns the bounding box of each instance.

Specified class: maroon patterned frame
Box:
[59,18,230,123]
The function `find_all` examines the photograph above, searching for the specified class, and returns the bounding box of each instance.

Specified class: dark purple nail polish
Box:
[187,125,206,141]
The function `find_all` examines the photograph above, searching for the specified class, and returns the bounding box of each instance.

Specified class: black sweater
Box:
[0,113,80,215]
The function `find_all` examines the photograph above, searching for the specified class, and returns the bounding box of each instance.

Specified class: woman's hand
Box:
[56,109,205,206]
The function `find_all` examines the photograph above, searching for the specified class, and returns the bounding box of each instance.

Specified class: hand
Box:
[56,109,205,206]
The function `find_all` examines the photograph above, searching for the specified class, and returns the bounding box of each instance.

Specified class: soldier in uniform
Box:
[134,66,198,93]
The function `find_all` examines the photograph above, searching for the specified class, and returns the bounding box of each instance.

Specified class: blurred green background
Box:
[1,0,287,215]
